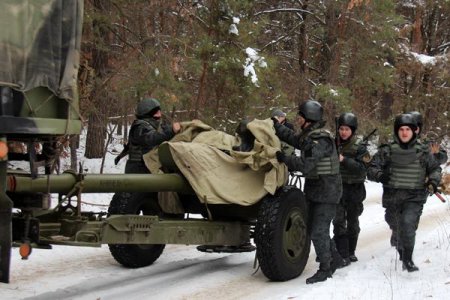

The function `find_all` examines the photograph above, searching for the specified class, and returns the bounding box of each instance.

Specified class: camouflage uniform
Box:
[333,135,369,262]
[274,110,342,282]
[367,114,441,271]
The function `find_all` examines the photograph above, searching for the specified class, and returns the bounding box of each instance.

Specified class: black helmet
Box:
[338,112,358,132]
[298,100,323,122]
[136,98,161,117]
[394,113,418,134]
[407,111,423,133]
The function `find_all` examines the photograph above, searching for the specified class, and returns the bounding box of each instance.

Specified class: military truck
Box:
[0,0,310,284]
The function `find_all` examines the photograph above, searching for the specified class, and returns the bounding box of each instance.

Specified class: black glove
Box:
[427,182,438,195]
[378,172,389,185]
[114,156,120,166]
[271,117,279,126]
[276,151,286,163]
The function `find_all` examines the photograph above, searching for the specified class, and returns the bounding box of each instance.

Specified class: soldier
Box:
[333,113,370,265]
[273,100,342,284]
[367,114,442,272]
[124,98,181,174]
[408,111,448,165]
[387,111,448,248]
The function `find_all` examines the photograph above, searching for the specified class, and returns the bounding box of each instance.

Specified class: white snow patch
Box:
[412,52,437,66]
[243,47,267,87]
[229,24,239,35]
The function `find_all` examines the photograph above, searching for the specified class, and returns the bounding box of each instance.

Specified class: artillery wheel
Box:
[108,192,165,268]
[255,186,310,281]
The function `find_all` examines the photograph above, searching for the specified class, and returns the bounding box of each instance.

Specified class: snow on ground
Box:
[2,134,450,300]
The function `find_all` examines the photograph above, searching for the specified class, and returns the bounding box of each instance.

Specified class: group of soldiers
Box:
[119,97,446,285]
[272,100,446,284]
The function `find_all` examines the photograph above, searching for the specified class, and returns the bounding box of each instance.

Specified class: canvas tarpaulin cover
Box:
[0,0,83,101]
[143,119,288,206]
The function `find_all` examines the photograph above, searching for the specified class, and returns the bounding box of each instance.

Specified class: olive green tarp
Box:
[143,119,288,206]
[0,0,83,101]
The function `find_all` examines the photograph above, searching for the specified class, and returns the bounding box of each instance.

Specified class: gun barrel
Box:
[7,173,193,194]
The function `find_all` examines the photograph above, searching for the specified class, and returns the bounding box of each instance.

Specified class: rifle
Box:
[114,143,129,165]
[362,128,377,144]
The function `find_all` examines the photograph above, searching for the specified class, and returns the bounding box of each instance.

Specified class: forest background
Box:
[77,0,450,164]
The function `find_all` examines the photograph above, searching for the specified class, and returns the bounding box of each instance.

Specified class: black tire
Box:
[255,186,310,281]
[107,192,165,268]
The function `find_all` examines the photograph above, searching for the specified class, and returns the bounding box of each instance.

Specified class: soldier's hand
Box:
[339,154,344,162]
[427,181,438,195]
[172,122,181,133]
[430,142,440,154]
[275,151,286,163]
[271,116,279,125]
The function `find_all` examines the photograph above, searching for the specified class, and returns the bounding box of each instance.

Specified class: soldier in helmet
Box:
[408,111,448,165]
[367,114,441,272]
[273,100,342,284]
[333,113,370,266]
[125,98,180,174]
[386,111,448,248]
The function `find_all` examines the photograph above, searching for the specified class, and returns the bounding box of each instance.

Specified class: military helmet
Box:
[136,98,161,117]
[394,113,418,134]
[338,112,358,131]
[408,111,423,131]
[298,100,323,122]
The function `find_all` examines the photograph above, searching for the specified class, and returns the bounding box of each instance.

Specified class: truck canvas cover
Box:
[0,0,83,101]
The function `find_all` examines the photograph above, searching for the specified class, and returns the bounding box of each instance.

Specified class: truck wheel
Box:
[255,186,310,281]
[108,192,165,268]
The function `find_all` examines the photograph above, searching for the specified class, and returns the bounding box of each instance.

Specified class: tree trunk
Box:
[84,0,111,159]
[70,134,79,171]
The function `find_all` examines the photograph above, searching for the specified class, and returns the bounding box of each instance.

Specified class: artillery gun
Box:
[0,0,310,284]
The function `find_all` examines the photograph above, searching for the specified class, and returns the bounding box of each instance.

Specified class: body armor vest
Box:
[128,119,158,162]
[387,143,426,189]
[340,137,367,184]
[304,128,340,179]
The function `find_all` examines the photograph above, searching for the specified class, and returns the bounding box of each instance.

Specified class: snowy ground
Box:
[1,135,450,300]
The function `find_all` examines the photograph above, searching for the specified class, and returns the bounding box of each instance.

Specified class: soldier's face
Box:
[296,115,306,127]
[339,125,352,140]
[153,110,162,119]
[398,126,413,143]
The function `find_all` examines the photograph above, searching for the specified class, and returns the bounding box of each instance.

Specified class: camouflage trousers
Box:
[382,188,427,251]
[308,202,337,265]
[333,183,366,239]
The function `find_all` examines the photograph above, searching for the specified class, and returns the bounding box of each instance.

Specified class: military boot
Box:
[348,236,358,262]
[397,248,403,261]
[306,263,332,284]
[402,248,419,272]
[330,242,344,273]
[334,236,351,267]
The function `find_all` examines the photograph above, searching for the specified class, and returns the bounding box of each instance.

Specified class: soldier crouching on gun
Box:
[333,113,370,266]
[272,100,342,284]
[367,114,442,272]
